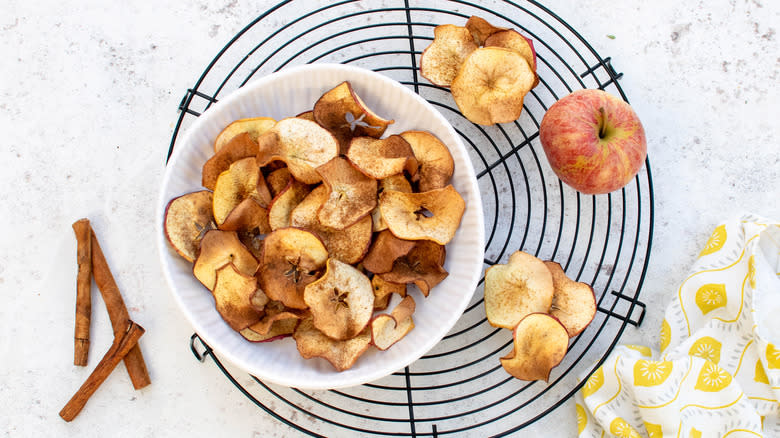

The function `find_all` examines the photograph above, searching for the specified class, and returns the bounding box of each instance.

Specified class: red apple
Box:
[539,89,647,194]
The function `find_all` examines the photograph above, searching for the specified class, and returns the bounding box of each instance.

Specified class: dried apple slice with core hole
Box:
[213,157,271,226]
[484,250,554,329]
[268,179,311,231]
[362,230,416,274]
[419,24,478,87]
[266,167,291,198]
[164,190,215,262]
[379,240,448,297]
[214,117,276,153]
[372,175,413,232]
[346,135,418,180]
[290,185,373,264]
[313,81,393,154]
[451,47,535,126]
[316,157,377,230]
[304,258,374,341]
[500,313,569,381]
[293,317,372,371]
[545,261,597,337]
[202,132,259,191]
[212,263,261,331]
[192,230,258,291]
[371,295,416,351]
[256,118,339,184]
[465,16,507,46]
[240,317,298,343]
[484,29,539,88]
[258,228,328,309]
[379,185,465,245]
[400,131,455,192]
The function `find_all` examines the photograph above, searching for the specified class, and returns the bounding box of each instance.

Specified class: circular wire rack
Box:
[169,1,654,436]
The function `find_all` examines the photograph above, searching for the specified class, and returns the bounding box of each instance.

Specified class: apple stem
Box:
[598,107,608,139]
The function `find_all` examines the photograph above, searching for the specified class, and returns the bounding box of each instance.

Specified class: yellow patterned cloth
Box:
[576,215,780,437]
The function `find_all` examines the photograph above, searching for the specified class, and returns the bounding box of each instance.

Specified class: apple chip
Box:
[268,179,311,231]
[400,131,455,191]
[371,295,416,351]
[240,317,299,343]
[290,185,373,264]
[304,258,374,340]
[248,307,306,336]
[316,157,377,230]
[379,240,448,296]
[465,16,507,46]
[451,47,535,125]
[295,110,315,121]
[164,190,215,262]
[202,132,259,190]
[379,185,465,245]
[362,230,416,274]
[419,24,478,87]
[266,167,292,198]
[545,261,597,337]
[484,250,554,329]
[193,230,258,291]
[313,81,393,154]
[484,29,536,71]
[346,135,418,180]
[371,175,413,232]
[214,117,276,153]
[213,157,272,226]
[256,118,339,184]
[372,275,407,305]
[258,228,329,309]
[500,313,569,381]
[293,317,372,371]
[212,263,261,331]
[220,198,270,233]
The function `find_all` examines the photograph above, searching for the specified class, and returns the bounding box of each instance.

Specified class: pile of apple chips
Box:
[484,251,598,381]
[164,82,466,371]
[420,16,539,125]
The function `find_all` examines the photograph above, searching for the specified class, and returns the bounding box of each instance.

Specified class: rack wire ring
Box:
[170,1,654,436]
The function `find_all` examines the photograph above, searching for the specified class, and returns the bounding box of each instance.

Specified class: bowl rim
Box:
[156,63,485,389]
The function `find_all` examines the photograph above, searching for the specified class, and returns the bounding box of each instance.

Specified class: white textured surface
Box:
[1,0,778,437]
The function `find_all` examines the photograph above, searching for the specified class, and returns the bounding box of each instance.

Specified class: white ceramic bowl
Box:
[157,64,484,389]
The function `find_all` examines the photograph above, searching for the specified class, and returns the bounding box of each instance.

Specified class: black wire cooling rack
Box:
[168,1,654,436]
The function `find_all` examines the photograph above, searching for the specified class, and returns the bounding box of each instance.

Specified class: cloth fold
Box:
[576,214,780,437]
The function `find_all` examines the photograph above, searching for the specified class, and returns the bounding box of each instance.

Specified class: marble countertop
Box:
[2,0,777,436]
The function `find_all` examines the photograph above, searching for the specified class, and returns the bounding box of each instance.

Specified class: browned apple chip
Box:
[484,251,554,329]
[371,295,416,351]
[266,167,292,198]
[304,258,375,340]
[313,81,394,154]
[212,263,261,331]
[316,157,377,230]
[545,261,597,337]
[220,198,270,234]
[379,240,448,296]
[362,230,416,274]
[293,317,372,371]
[248,309,306,336]
[400,131,455,191]
[500,313,569,381]
[371,274,407,304]
[164,190,216,262]
[256,118,339,184]
[258,228,329,309]
[451,47,536,125]
[419,24,478,87]
[214,117,276,153]
[268,179,311,231]
[202,132,259,190]
[192,230,258,291]
[295,110,315,121]
[346,135,418,180]
[379,185,465,245]
[213,157,271,226]
[465,16,507,46]
[240,317,299,343]
[290,185,373,264]
[484,29,536,71]
[371,175,413,232]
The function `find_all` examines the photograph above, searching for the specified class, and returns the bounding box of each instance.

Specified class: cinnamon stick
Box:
[59,321,145,422]
[72,219,92,366]
[90,229,151,389]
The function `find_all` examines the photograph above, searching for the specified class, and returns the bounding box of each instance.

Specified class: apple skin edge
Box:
[539,89,647,195]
